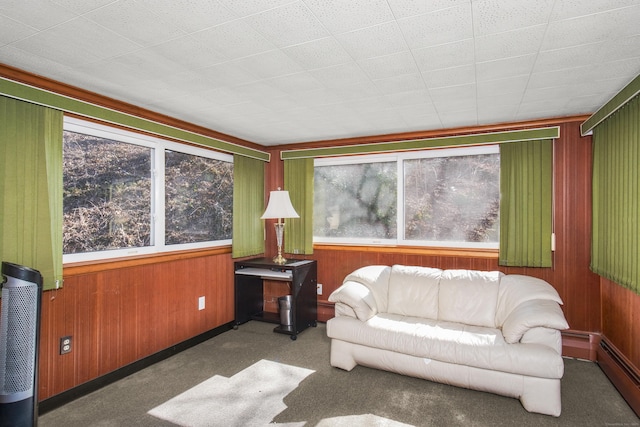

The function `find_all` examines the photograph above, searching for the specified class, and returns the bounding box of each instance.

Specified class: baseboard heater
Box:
[597,338,640,417]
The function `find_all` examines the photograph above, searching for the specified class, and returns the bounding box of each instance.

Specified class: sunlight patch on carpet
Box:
[317,414,415,427]
[148,359,314,427]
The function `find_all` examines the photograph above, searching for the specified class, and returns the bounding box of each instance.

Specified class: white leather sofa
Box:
[326,265,570,416]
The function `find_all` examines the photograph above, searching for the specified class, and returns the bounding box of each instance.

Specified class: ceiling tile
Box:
[309,62,370,89]
[336,21,407,60]
[440,109,478,128]
[244,2,329,48]
[373,73,426,96]
[549,0,639,21]
[387,0,469,19]
[476,54,536,81]
[472,0,555,36]
[398,4,473,49]
[135,0,239,33]
[148,36,228,70]
[429,84,476,106]
[476,75,529,98]
[11,16,140,66]
[234,49,304,79]
[303,0,394,34]
[357,51,418,80]
[283,37,352,70]
[267,72,325,94]
[424,65,476,89]
[542,6,640,51]
[384,90,433,108]
[230,81,288,102]
[0,0,77,30]
[51,0,116,14]
[474,25,546,62]
[600,34,640,63]
[0,15,38,46]
[190,20,275,60]
[534,43,604,75]
[85,2,186,46]
[197,61,261,88]
[217,0,296,17]
[413,39,475,72]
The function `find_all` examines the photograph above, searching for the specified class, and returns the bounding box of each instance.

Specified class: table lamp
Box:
[261,188,299,264]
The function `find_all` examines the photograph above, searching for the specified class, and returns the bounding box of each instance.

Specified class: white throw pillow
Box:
[328,281,378,321]
[496,275,563,326]
[387,265,441,318]
[501,299,569,344]
[438,269,502,328]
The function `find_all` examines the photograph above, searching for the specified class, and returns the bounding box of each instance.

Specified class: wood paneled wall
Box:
[37,251,234,400]
[601,277,640,369]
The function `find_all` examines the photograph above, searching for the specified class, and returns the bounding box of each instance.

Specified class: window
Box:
[314,145,499,248]
[63,117,233,262]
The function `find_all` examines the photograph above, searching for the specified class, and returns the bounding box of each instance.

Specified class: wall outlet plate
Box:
[198,296,205,310]
[60,336,72,355]
[317,283,322,295]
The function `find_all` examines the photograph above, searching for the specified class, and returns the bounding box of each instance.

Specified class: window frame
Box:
[313,144,499,249]
[63,117,233,263]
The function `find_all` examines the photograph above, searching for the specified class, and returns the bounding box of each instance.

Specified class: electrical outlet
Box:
[60,336,72,355]
[317,283,322,295]
[198,296,205,310]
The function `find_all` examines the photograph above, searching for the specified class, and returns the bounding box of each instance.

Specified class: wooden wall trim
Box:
[63,246,232,276]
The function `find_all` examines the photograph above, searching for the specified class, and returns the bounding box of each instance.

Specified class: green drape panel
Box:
[591,94,640,294]
[232,155,265,258]
[499,139,553,267]
[284,158,313,255]
[0,96,63,290]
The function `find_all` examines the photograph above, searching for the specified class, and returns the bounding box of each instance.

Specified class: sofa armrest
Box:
[501,299,569,344]
[521,327,563,354]
[328,281,378,321]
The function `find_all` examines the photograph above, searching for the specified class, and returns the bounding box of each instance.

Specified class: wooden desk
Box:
[234,257,317,340]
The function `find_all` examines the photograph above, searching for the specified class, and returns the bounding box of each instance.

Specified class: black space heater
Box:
[0,262,43,427]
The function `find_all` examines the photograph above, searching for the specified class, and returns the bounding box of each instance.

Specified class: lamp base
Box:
[272,254,287,265]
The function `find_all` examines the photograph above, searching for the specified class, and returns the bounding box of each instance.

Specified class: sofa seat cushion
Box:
[327,313,564,379]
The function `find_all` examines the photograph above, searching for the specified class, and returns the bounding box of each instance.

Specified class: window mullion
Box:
[397,158,404,245]
[154,147,166,250]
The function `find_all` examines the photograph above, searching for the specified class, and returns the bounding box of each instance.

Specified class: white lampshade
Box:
[261,190,300,220]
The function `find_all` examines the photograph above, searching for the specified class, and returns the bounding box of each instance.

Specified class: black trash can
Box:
[278,295,293,327]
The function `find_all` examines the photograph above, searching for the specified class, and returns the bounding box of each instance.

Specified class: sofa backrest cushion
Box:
[343,265,391,313]
[438,269,502,328]
[495,274,563,327]
[387,265,442,318]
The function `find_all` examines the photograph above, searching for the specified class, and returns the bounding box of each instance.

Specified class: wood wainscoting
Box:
[38,248,235,402]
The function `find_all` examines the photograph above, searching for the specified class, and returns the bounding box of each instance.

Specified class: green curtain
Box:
[232,154,265,258]
[591,94,640,294]
[284,158,313,255]
[499,139,553,267]
[0,96,63,290]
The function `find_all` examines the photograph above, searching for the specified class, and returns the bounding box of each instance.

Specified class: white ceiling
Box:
[1,0,639,146]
